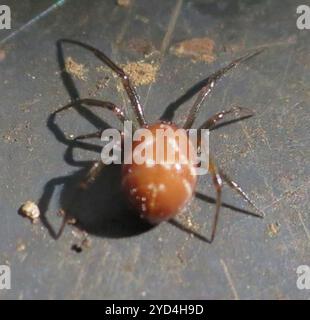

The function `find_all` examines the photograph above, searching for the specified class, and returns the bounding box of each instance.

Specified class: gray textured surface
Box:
[0,0,309,299]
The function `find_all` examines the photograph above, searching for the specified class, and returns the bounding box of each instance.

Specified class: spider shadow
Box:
[38,149,153,239]
[39,38,258,242]
[37,39,153,239]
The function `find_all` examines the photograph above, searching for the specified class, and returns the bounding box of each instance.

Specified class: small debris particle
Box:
[122,61,158,86]
[0,49,6,62]
[170,37,216,63]
[186,217,194,229]
[65,57,88,80]
[57,209,77,225]
[71,230,91,253]
[71,237,92,253]
[71,244,83,253]
[134,15,149,24]
[117,0,131,7]
[67,217,77,225]
[16,242,26,252]
[176,251,185,264]
[81,236,92,249]
[177,212,200,232]
[2,121,31,144]
[19,201,40,224]
[57,209,65,217]
[267,222,280,238]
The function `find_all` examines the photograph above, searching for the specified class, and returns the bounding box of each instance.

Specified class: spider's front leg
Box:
[58,39,147,127]
[198,106,254,131]
[54,98,127,123]
[183,48,264,129]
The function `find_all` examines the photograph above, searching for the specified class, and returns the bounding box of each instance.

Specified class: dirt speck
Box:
[68,217,77,225]
[71,230,92,253]
[176,251,185,264]
[170,37,216,63]
[267,222,280,238]
[2,121,32,144]
[134,15,149,24]
[71,238,92,253]
[16,241,26,252]
[117,0,131,7]
[71,244,83,253]
[177,212,200,233]
[65,57,88,81]
[19,201,40,224]
[122,61,158,86]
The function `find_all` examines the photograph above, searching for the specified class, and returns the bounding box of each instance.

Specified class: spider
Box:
[53,39,265,243]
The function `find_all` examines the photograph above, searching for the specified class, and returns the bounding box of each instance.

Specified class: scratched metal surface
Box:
[0,0,309,300]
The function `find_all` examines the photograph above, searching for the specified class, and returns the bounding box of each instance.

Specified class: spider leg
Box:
[198,106,254,131]
[54,98,127,124]
[219,170,265,218]
[78,161,106,190]
[168,158,224,244]
[183,48,264,129]
[74,130,103,140]
[194,163,264,243]
[59,39,147,127]
[208,158,224,243]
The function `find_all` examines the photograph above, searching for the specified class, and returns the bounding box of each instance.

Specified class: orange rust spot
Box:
[116,0,131,7]
[170,37,216,63]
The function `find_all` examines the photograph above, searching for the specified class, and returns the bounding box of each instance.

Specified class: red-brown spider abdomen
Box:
[121,122,198,224]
